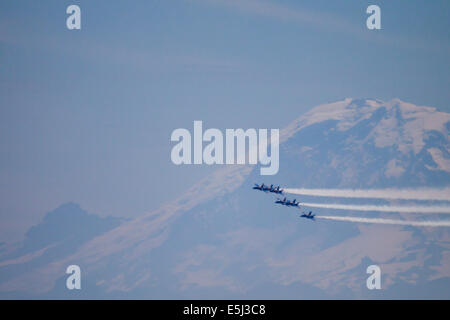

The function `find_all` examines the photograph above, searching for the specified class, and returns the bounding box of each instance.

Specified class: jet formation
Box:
[275,197,299,207]
[253,183,283,194]
[253,183,315,221]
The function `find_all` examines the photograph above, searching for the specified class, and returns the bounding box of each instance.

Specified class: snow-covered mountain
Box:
[1,98,449,299]
[277,98,450,188]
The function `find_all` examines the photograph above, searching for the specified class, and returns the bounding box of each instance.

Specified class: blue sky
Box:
[0,0,449,241]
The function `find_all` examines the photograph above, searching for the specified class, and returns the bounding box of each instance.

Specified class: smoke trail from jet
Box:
[301,202,450,214]
[284,187,450,201]
[316,215,450,227]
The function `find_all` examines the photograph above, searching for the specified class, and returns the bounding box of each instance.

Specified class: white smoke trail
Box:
[284,187,450,201]
[316,215,450,227]
[301,202,450,214]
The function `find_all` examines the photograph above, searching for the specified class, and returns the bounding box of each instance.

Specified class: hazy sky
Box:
[1,0,449,241]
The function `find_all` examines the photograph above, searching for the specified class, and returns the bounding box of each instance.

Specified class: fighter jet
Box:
[285,199,299,207]
[269,185,283,194]
[253,183,272,192]
[253,183,266,191]
[300,211,315,220]
[275,197,288,205]
[253,183,276,193]
[275,197,299,207]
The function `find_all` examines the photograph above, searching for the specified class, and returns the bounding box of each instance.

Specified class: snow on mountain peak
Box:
[281,98,449,158]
